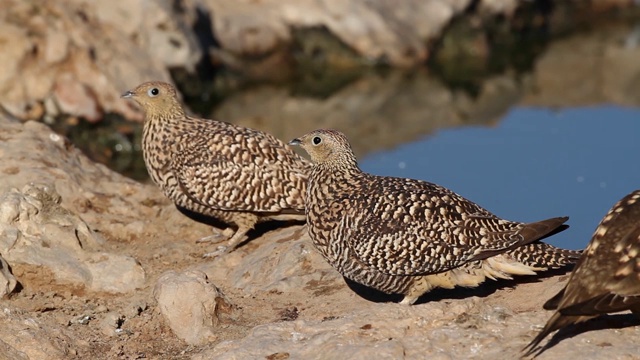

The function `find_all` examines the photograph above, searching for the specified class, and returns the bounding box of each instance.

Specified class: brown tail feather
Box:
[517,216,569,245]
[474,217,570,261]
[507,242,581,270]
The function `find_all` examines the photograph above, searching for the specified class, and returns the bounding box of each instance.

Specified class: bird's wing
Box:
[171,131,307,212]
[558,293,640,316]
[343,177,560,276]
[606,222,640,294]
[554,225,640,316]
[543,288,566,310]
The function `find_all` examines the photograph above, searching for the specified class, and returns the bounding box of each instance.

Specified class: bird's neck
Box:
[141,113,186,186]
[144,105,186,123]
[142,107,191,137]
[309,158,362,199]
[316,150,358,169]
[142,114,177,150]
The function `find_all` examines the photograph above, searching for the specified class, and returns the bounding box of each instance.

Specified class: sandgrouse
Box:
[289,129,580,305]
[524,189,640,355]
[123,81,310,257]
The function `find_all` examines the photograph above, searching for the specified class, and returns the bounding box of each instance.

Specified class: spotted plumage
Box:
[524,189,640,355]
[122,81,310,256]
[290,129,580,305]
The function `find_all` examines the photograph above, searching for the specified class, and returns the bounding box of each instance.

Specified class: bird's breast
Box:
[142,122,178,190]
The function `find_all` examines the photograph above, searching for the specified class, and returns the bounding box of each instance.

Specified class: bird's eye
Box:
[148,88,160,97]
[312,136,322,145]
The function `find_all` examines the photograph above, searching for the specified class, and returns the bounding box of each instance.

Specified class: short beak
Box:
[288,138,301,146]
[121,90,135,99]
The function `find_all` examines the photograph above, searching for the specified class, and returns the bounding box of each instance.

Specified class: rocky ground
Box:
[2,113,640,360]
[2,0,640,359]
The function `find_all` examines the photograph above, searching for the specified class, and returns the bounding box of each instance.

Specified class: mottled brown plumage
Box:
[290,129,579,305]
[524,189,640,356]
[123,81,310,256]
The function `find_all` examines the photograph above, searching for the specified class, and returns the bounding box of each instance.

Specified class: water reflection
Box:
[211,70,518,160]
[361,106,640,250]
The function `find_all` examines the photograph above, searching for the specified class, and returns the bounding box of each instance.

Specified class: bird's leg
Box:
[399,274,450,305]
[265,213,306,222]
[196,227,235,244]
[202,226,250,258]
[399,279,430,305]
[201,213,258,258]
[399,295,419,306]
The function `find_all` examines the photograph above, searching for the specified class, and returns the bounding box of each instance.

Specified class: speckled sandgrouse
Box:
[289,129,580,305]
[524,189,640,355]
[122,81,310,257]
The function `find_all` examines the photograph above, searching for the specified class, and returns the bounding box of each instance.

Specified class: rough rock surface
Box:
[198,301,640,360]
[0,183,145,293]
[0,306,75,360]
[202,226,340,295]
[154,270,234,345]
[0,119,181,246]
[0,0,195,120]
[0,254,17,298]
[202,0,474,67]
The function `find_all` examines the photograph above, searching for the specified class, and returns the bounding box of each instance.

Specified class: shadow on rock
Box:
[343,277,403,303]
[344,267,574,305]
[417,267,575,305]
[176,205,305,250]
[530,313,640,358]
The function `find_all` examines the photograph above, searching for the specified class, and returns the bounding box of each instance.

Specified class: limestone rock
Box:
[478,0,518,15]
[0,183,145,293]
[153,270,234,346]
[196,301,477,359]
[52,73,102,123]
[0,306,75,360]
[0,118,167,245]
[0,255,17,298]
[0,0,197,121]
[196,297,640,359]
[203,0,472,67]
[83,253,145,293]
[98,312,124,337]
[203,226,342,295]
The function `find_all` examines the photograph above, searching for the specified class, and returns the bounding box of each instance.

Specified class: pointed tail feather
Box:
[475,217,570,261]
[507,242,581,270]
[543,287,566,310]
[523,312,591,356]
[517,216,570,244]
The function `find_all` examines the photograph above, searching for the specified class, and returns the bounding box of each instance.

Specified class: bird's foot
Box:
[199,227,249,258]
[196,227,234,244]
[202,245,231,258]
[399,296,418,306]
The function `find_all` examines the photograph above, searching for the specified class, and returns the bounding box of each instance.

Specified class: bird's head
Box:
[289,129,357,167]
[122,81,185,120]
